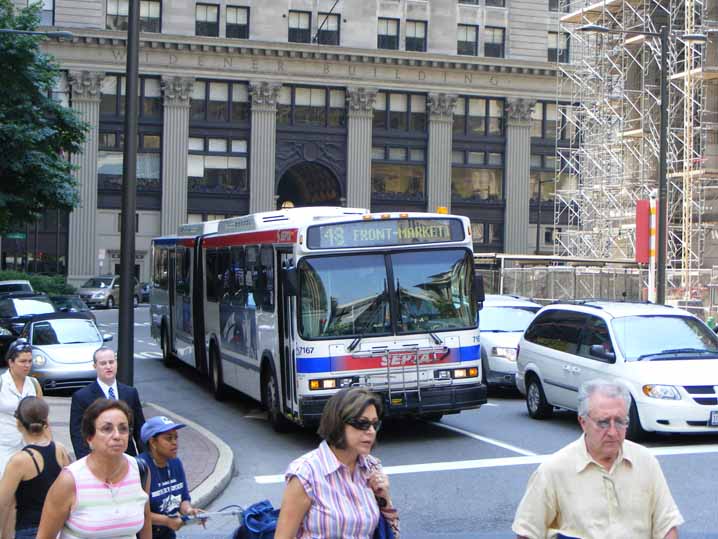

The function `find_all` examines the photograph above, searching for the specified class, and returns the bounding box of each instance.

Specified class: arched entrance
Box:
[276,162,341,209]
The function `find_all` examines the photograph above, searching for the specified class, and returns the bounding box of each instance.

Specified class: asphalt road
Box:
[95,306,718,539]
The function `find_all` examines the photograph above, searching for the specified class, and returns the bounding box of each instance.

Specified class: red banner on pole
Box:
[635,199,650,264]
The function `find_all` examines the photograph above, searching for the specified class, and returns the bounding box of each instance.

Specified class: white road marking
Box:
[430,421,537,456]
[484,403,498,407]
[254,443,718,484]
[134,351,163,359]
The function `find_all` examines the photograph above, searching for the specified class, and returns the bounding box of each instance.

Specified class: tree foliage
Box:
[0,0,88,234]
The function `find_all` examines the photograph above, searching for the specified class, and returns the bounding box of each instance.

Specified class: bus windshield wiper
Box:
[637,348,718,361]
[347,335,363,352]
[429,331,442,344]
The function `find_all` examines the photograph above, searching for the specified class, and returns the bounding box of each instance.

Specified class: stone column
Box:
[249,81,280,213]
[427,93,457,212]
[504,98,536,254]
[346,87,377,209]
[160,76,194,235]
[67,71,103,286]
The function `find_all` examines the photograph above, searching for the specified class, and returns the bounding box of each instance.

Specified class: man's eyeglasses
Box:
[346,418,382,432]
[588,415,629,430]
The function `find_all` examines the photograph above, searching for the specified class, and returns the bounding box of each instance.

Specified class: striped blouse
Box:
[285,440,398,539]
[60,454,148,539]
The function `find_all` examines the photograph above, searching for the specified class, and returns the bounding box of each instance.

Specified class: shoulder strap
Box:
[23,447,42,474]
[30,376,40,394]
[136,456,149,491]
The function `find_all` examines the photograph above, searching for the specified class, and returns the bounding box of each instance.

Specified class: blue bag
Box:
[234,500,279,539]
[373,513,395,539]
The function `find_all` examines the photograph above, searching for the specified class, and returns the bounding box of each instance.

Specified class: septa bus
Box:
[150,207,487,430]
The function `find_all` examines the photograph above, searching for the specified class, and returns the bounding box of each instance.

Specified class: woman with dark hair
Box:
[37,398,151,539]
[0,340,43,477]
[0,397,69,539]
[275,387,399,539]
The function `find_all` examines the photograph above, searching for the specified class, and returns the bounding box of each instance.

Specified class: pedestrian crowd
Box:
[0,342,685,539]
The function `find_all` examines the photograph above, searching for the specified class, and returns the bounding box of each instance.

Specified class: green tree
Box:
[0,0,87,234]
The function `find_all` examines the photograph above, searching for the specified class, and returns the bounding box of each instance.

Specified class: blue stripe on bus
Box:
[153,237,180,245]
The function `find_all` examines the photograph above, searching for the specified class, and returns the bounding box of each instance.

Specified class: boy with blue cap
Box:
[138,415,202,539]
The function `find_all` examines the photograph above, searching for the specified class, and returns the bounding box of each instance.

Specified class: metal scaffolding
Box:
[554,0,718,298]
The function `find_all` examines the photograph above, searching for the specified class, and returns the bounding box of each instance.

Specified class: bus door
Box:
[173,246,194,366]
[166,247,177,348]
[278,250,298,417]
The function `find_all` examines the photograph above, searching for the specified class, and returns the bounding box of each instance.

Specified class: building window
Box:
[373,92,426,132]
[453,97,504,137]
[98,132,162,191]
[188,136,248,195]
[457,24,478,56]
[405,20,427,52]
[276,86,346,128]
[106,0,128,30]
[100,75,162,119]
[378,18,399,50]
[107,0,160,32]
[288,10,311,43]
[548,31,570,63]
[485,0,505,6]
[458,0,479,4]
[532,102,574,140]
[484,27,505,58]
[549,0,570,12]
[190,81,250,124]
[371,146,426,202]
[530,154,557,203]
[451,150,504,202]
[317,12,339,45]
[226,6,249,39]
[196,3,219,37]
[139,0,160,32]
[40,0,54,25]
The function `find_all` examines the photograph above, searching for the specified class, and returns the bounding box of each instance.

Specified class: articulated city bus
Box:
[151,207,486,430]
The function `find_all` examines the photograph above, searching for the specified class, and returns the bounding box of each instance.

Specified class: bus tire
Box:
[161,326,176,368]
[209,346,227,401]
[263,369,291,433]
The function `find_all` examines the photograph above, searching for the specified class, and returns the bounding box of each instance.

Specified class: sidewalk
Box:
[45,397,234,508]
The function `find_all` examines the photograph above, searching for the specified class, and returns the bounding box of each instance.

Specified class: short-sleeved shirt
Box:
[512,435,684,539]
[285,440,381,539]
[138,452,190,539]
[0,371,38,476]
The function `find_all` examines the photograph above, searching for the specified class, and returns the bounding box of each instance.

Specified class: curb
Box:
[147,402,234,509]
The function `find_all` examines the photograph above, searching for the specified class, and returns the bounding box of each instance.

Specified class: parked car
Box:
[139,282,151,303]
[50,295,96,323]
[77,275,141,309]
[516,300,718,439]
[13,313,112,392]
[0,292,56,362]
[479,295,541,388]
[0,280,33,294]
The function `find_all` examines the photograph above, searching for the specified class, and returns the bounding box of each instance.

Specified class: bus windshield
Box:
[298,249,475,339]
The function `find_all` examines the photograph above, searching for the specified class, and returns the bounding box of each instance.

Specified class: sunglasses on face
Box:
[346,418,382,432]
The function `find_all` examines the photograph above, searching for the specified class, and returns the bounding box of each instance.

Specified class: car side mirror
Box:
[283,267,298,296]
[474,274,485,310]
[103,334,113,342]
[589,344,615,362]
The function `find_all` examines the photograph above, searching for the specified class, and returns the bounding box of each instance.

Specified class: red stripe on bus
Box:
[179,239,195,247]
[203,228,298,248]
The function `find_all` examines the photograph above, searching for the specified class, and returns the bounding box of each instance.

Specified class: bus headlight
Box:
[434,367,478,379]
[309,377,358,390]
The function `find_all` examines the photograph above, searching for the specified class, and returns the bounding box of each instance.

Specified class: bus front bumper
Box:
[298,383,487,423]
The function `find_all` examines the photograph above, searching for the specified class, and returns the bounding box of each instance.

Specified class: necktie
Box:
[108,386,116,400]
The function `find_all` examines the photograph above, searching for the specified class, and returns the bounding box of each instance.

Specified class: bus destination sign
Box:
[306,218,464,249]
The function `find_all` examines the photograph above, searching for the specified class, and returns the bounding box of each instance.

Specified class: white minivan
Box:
[516,301,718,439]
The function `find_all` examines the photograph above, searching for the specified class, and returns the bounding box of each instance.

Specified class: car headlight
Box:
[0,326,11,336]
[93,291,106,299]
[33,352,48,367]
[642,384,681,400]
[491,346,518,361]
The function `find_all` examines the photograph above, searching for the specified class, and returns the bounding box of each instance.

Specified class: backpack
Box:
[233,500,279,539]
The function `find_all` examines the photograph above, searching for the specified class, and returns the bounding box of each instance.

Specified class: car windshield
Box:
[52,297,87,310]
[31,319,101,346]
[0,297,55,318]
[0,283,32,293]
[298,249,475,339]
[612,315,718,361]
[480,306,540,332]
[82,277,113,288]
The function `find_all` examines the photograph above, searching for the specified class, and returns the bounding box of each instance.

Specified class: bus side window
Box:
[260,245,274,312]
[218,248,231,299]
[230,246,245,304]
[206,249,217,302]
[245,246,257,308]
[153,246,168,290]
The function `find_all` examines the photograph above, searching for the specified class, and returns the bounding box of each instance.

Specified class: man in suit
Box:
[70,347,146,459]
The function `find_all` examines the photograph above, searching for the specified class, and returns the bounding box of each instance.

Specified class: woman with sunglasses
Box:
[0,397,70,539]
[0,340,43,477]
[275,387,400,539]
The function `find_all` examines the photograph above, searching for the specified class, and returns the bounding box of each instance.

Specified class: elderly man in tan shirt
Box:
[512,379,683,539]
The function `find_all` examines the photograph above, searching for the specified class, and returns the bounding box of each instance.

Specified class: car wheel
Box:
[626,398,648,441]
[106,296,114,309]
[526,376,553,419]
[209,346,227,401]
[263,369,291,433]
[161,327,176,368]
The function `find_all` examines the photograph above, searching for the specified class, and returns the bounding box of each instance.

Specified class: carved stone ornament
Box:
[249,81,281,107]
[506,98,537,122]
[428,93,458,118]
[161,77,194,104]
[346,87,377,113]
[68,71,104,100]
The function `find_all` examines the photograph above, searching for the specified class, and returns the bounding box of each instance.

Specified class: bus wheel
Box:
[263,370,291,433]
[209,347,227,401]
[161,327,176,368]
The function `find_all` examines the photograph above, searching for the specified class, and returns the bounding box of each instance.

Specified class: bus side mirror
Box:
[283,267,298,296]
[474,274,485,310]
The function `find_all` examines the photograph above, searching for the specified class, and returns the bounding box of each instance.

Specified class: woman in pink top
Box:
[275,387,399,539]
[37,398,151,539]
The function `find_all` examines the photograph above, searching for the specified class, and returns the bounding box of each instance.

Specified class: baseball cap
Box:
[141,416,186,443]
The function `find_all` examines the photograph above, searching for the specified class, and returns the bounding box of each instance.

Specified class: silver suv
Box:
[77,275,140,309]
